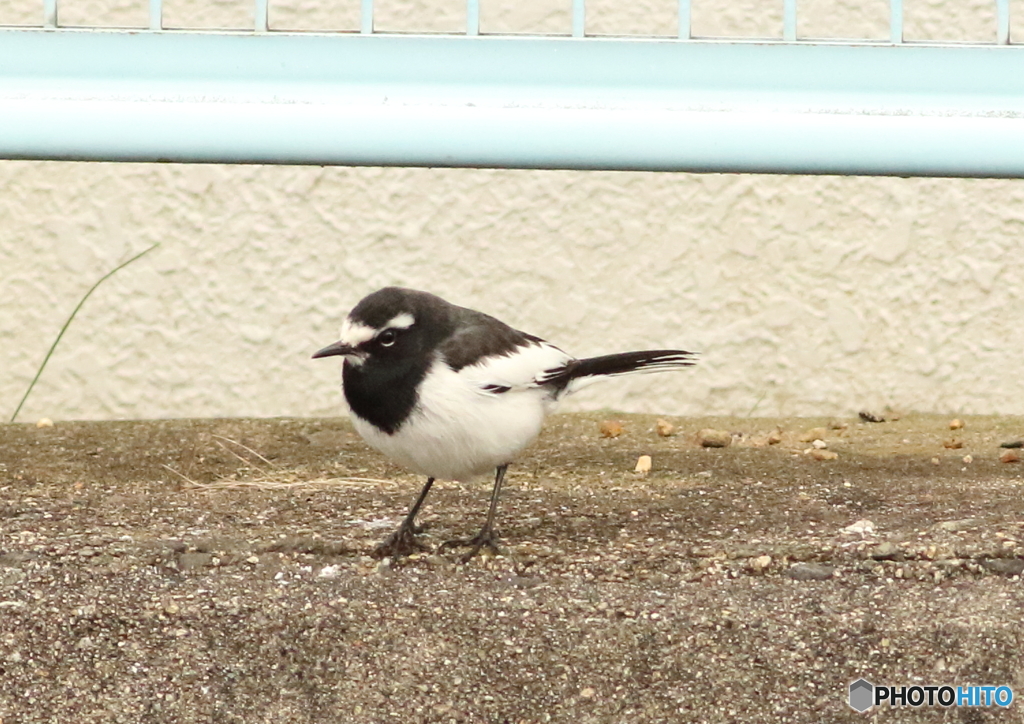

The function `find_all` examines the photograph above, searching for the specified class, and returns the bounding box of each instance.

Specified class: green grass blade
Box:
[10,243,160,423]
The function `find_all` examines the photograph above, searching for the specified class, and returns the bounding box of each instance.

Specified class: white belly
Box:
[349,360,558,482]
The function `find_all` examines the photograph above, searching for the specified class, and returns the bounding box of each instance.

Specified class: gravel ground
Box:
[1,413,1023,723]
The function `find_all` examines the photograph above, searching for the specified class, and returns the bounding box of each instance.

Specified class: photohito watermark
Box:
[848,678,1014,712]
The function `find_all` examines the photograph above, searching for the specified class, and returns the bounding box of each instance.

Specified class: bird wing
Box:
[457,340,574,395]
[437,307,574,395]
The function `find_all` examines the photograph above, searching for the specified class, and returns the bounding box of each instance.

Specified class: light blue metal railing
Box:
[782,0,796,42]
[1,0,1022,176]
[678,0,690,40]
[997,0,1010,44]
[466,0,479,37]
[149,0,160,31]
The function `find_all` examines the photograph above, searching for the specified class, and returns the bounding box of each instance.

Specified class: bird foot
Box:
[437,527,502,563]
[371,522,429,560]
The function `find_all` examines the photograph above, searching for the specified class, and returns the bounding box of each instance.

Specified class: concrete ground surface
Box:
[1,413,1023,723]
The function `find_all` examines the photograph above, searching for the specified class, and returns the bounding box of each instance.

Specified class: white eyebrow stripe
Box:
[384,312,415,330]
[339,318,376,347]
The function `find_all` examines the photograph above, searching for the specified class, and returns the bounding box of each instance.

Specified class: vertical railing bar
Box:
[890,0,903,43]
[149,0,162,30]
[361,0,374,34]
[254,0,269,32]
[783,0,797,41]
[996,0,1010,44]
[678,0,690,39]
[466,0,479,36]
[43,0,57,27]
[571,0,585,37]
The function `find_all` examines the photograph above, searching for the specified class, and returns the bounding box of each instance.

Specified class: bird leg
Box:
[371,477,434,559]
[438,465,507,563]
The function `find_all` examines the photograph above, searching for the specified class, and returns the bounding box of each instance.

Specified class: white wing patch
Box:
[459,342,573,395]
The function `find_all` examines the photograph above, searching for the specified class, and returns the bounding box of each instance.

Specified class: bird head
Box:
[312,287,452,368]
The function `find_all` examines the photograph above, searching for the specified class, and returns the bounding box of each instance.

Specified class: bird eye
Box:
[378,330,397,347]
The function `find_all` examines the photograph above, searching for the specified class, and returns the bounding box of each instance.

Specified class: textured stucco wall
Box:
[2,0,1009,40]
[2,1,1023,421]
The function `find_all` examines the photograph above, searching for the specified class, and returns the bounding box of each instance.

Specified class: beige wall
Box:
[2,1,1023,421]
[0,0,1009,41]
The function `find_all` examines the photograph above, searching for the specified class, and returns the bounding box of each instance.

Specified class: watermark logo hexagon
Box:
[849,678,874,712]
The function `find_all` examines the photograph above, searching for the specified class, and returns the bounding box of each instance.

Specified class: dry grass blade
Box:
[163,433,396,491]
[184,475,395,493]
[161,463,201,487]
[209,439,274,478]
[162,462,394,492]
[210,434,279,470]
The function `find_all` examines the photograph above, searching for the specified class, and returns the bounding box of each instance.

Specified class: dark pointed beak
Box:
[312,340,355,359]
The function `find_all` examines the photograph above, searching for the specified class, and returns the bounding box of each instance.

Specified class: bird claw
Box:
[438,527,502,563]
[371,523,429,560]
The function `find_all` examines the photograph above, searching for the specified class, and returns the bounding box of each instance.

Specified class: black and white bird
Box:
[313,287,696,562]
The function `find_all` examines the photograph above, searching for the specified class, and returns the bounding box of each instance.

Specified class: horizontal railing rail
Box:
[1,1,1021,176]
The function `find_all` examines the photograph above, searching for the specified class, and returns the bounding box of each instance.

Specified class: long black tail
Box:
[539,349,697,391]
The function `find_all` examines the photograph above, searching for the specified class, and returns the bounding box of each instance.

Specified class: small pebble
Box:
[634,455,652,474]
[943,439,963,449]
[654,419,676,437]
[785,563,835,581]
[799,427,828,443]
[808,449,838,461]
[870,542,900,561]
[811,439,828,450]
[698,429,731,448]
[949,419,964,430]
[937,518,981,532]
[766,429,783,445]
[962,454,973,464]
[580,687,596,699]
[36,417,54,428]
[981,559,1024,577]
[1000,450,1021,464]
[599,420,624,438]
[859,411,885,423]
[1000,440,1023,449]
[842,519,875,536]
